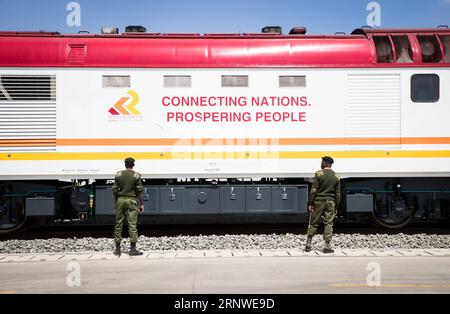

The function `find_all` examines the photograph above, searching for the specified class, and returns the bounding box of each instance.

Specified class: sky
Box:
[0,0,449,35]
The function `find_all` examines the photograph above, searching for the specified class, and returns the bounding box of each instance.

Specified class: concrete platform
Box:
[0,249,449,294]
[1,249,450,263]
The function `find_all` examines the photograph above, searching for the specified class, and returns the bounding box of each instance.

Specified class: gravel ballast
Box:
[1,233,450,254]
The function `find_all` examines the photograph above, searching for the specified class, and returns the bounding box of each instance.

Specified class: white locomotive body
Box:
[0,67,449,180]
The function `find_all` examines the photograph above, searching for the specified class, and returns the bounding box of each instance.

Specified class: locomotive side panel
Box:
[0,67,449,179]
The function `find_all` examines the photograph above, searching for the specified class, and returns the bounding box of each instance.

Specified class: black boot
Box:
[323,241,335,254]
[113,242,121,256]
[129,242,143,256]
[305,236,312,252]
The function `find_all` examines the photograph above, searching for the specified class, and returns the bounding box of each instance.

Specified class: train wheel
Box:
[0,198,27,234]
[371,198,414,229]
[371,212,411,229]
[0,219,27,234]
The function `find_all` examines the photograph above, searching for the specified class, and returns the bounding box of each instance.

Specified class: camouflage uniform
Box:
[112,169,143,244]
[307,169,341,242]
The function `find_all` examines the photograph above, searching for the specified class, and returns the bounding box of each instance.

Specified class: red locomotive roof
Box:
[351,27,450,35]
[0,28,448,68]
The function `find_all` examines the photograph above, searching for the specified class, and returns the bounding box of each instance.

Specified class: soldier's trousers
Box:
[114,197,139,244]
[307,199,336,243]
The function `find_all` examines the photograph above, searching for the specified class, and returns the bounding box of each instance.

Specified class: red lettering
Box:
[238,97,247,107]
[220,112,228,121]
[162,97,171,106]
[182,97,191,106]
[300,96,308,106]
[290,97,299,107]
[299,112,307,122]
[280,97,290,106]
[174,112,181,122]
[272,112,281,122]
[208,97,217,106]
[172,97,180,106]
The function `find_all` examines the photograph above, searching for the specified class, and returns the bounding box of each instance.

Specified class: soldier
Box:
[305,156,341,254]
[112,157,145,256]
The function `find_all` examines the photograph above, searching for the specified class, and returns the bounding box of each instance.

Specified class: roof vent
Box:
[68,44,87,65]
[261,26,282,34]
[289,27,307,35]
[101,27,119,34]
[125,25,147,33]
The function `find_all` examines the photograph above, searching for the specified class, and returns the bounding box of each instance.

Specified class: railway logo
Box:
[108,90,142,121]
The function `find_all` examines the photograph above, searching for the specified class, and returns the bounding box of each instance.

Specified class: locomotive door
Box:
[345,74,401,150]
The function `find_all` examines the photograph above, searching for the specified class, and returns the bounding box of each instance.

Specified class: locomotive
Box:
[0,25,449,232]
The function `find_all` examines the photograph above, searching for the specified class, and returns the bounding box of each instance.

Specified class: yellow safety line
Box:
[1,150,450,161]
[329,283,450,288]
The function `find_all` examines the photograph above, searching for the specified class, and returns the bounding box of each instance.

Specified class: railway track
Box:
[2,222,449,241]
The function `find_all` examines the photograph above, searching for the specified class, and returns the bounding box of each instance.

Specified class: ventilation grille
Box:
[346,74,401,150]
[164,76,192,88]
[0,75,56,151]
[279,76,306,88]
[102,75,131,88]
[0,75,55,101]
[221,75,249,87]
[68,44,87,65]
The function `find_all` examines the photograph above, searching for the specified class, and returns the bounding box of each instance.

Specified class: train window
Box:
[439,35,450,63]
[374,36,394,63]
[221,75,249,87]
[411,74,440,103]
[164,75,191,88]
[0,75,56,101]
[417,36,443,63]
[392,36,413,63]
[279,76,306,88]
[102,76,130,88]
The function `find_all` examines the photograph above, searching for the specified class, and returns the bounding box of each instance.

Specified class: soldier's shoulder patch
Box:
[316,170,324,177]
[115,171,123,177]
[133,172,141,179]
